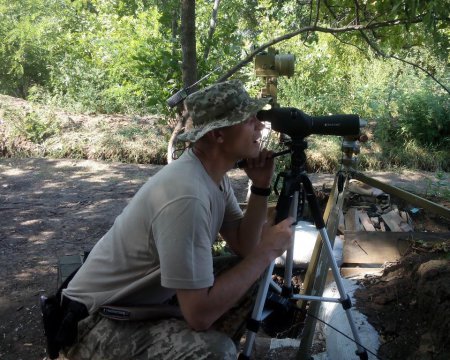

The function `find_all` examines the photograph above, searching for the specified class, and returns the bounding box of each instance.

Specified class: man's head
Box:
[177,80,269,143]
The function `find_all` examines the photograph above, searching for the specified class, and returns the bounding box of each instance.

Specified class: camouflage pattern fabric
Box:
[64,315,237,360]
[177,80,269,143]
[63,256,258,359]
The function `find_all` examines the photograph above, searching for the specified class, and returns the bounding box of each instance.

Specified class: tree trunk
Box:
[203,0,221,61]
[181,0,198,90]
[167,0,198,163]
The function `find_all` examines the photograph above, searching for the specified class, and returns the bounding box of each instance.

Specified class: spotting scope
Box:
[257,107,364,138]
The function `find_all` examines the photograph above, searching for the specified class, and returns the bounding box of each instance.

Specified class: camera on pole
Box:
[254,47,295,107]
[255,48,365,139]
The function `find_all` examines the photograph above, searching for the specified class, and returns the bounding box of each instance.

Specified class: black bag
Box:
[40,294,64,359]
[40,262,88,359]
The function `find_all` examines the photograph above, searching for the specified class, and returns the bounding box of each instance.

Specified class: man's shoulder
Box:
[145,155,208,197]
[157,152,205,183]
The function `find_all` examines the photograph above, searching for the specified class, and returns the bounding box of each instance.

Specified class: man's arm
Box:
[176,217,293,331]
[222,192,270,257]
[222,149,274,257]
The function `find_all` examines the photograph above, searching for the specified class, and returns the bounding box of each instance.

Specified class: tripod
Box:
[239,138,368,360]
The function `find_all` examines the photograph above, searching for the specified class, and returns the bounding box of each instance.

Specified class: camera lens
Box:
[275,54,295,77]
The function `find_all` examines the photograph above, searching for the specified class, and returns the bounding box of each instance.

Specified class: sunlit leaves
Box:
[0,0,448,119]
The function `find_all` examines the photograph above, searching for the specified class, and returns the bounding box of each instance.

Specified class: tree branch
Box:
[217,14,447,87]
[359,31,450,94]
[353,0,360,25]
[314,0,321,26]
[330,32,369,58]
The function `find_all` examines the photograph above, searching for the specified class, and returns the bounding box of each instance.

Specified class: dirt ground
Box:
[354,250,450,360]
[0,157,449,360]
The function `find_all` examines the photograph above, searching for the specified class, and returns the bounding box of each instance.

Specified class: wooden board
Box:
[341,267,384,278]
[344,207,361,231]
[338,209,345,234]
[343,231,450,265]
[381,209,413,232]
[343,231,410,265]
[358,210,376,231]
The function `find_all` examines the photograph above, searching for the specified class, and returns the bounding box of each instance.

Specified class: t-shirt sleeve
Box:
[152,196,214,290]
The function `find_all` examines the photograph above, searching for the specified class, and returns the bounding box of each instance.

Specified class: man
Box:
[59,80,294,359]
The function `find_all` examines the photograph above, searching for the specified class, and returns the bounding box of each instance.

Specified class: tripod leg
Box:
[300,174,368,360]
[282,191,298,297]
[239,262,275,359]
[240,183,297,359]
[317,228,367,358]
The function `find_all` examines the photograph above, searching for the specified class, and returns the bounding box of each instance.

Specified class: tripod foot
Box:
[356,350,369,360]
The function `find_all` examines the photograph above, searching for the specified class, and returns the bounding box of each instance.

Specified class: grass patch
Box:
[0,94,448,172]
[0,96,170,164]
[306,135,342,173]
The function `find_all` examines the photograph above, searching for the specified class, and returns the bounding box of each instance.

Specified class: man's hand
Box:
[224,148,276,257]
[243,148,274,188]
[177,217,294,332]
[252,217,295,263]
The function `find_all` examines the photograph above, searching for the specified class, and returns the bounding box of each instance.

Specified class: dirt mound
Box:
[354,249,450,360]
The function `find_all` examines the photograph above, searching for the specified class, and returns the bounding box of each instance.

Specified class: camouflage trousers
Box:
[64,256,258,360]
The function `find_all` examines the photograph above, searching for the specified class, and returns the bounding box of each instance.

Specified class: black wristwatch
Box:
[250,185,271,196]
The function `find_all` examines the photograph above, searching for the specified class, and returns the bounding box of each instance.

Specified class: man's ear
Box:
[209,129,225,143]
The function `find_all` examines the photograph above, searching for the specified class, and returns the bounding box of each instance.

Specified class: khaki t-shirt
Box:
[63,149,243,313]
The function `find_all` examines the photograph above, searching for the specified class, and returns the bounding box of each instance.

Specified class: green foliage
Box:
[2,106,60,144]
[372,76,450,171]
[0,0,67,97]
[0,0,449,173]
[0,100,169,163]
[20,112,60,144]
[424,171,450,200]
[0,0,181,114]
[272,31,449,172]
[396,89,449,147]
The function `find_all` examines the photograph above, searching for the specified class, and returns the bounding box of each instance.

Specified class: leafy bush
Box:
[2,107,60,144]
[396,90,449,148]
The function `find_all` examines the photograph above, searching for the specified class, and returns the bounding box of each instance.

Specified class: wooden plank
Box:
[343,231,450,265]
[400,211,408,222]
[406,212,414,231]
[381,210,403,231]
[371,217,380,227]
[341,267,384,278]
[400,222,413,232]
[382,210,413,232]
[358,210,376,231]
[338,209,345,235]
[344,207,361,231]
[343,231,407,264]
[342,232,450,272]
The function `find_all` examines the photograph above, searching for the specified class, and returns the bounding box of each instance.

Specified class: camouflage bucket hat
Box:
[177,79,270,142]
